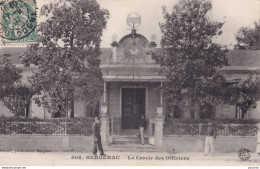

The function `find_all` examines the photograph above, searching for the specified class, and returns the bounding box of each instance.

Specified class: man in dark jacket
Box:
[92,116,105,155]
[204,121,216,156]
[139,115,147,145]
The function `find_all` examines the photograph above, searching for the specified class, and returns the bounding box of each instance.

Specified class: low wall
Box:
[0,135,93,152]
[163,135,257,153]
[0,135,256,153]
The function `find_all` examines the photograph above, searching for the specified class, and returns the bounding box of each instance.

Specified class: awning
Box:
[103,75,166,82]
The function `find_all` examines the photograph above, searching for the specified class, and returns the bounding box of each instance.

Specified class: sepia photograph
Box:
[0,0,260,167]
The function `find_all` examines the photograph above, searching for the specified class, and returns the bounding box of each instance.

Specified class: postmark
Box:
[238,148,251,161]
[0,0,36,45]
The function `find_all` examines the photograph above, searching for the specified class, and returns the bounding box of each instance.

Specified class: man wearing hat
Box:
[204,121,216,156]
[92,115,105,155]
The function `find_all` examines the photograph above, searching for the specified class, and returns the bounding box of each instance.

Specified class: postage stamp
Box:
[0,0,260,168]
[238,148,251,161]
[0,0,36,45]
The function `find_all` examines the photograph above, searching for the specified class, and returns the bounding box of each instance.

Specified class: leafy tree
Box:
[22,0,109,117]
[235,20,260,50]
[2,84,33,117]
[158,0,228,119]
[0,56,22,99]
[226,74,260,118]
[0,56,31,117]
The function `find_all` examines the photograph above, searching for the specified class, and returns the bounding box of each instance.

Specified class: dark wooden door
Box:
[122,88,145,129]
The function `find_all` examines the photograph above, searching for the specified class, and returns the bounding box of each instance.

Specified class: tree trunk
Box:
[189,98,196,119]
[67,98,74,118]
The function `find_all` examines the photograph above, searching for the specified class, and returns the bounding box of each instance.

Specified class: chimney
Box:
[111,41,118,63]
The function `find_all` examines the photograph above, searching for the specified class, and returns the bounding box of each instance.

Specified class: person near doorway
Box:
[139,115,147,145]
[204,121,216,156]
[92,115,105,155]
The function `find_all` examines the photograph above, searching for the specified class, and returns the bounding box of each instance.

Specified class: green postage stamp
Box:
[0,0,37,45]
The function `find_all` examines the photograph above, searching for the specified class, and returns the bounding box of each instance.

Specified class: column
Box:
[63,119,72,151]
[155,83,164,147]
[155,114,164,147]
[157,83,163,116]
[256,123,260,154]
[111,41,118,63]
[100,82,109,145]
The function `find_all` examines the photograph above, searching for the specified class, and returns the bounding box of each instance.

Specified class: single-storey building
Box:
[0,29,260,148]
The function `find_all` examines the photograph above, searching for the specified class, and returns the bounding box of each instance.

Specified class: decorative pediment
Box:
[115,31,156,64]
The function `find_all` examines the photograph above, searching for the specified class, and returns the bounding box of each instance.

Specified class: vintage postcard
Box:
[0,0,260,167]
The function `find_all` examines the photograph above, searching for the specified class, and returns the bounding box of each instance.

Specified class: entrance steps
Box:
[113,135,149,144]
[104,144,161,152]
[104,135,161,152]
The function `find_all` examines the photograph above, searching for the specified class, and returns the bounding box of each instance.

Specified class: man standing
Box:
[92,116,105,155]
[139,115,147,145]
[204,121,216,156]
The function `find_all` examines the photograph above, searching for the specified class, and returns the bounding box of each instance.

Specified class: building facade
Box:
[1,30,260,147]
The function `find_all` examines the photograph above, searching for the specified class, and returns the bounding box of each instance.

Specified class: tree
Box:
[2,84,33,117]
[0,56,32,117]
[226,74,260,118]
[22,0,109,117]
[158,0,228,119]
[235,20,260,50]
[0,56,22,99]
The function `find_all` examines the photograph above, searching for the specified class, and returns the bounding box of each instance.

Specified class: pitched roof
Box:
[0,47,112,64]
[1,47,260,67]
[226,50,260,67]
[0,47,27,64]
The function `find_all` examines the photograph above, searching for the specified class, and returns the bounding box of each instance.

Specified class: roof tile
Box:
[1,47,260,67]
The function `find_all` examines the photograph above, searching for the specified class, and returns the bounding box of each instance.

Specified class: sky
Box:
[95,0,260,48]
[34,0,260,48]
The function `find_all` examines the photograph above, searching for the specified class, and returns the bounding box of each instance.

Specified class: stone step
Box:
[113,140,146,144]
[104,144,161,152]
[116,130,149,135]
[113,136,149,142]
[112,135,149,144]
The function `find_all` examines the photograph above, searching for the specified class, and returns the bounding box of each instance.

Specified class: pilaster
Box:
[155,106,164,148]
[100,105,109,146]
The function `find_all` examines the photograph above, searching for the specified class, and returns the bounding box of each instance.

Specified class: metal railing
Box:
[0,118,93,136]
[164,123,258,137]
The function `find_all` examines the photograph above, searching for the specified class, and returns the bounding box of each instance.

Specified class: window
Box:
[166,104,182,119]
[173,105,182,118]
[86,102,100,117]
[199,103,214,119]
[236,105,247,119]
[52,100,74,118]
[20,102,30,117]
